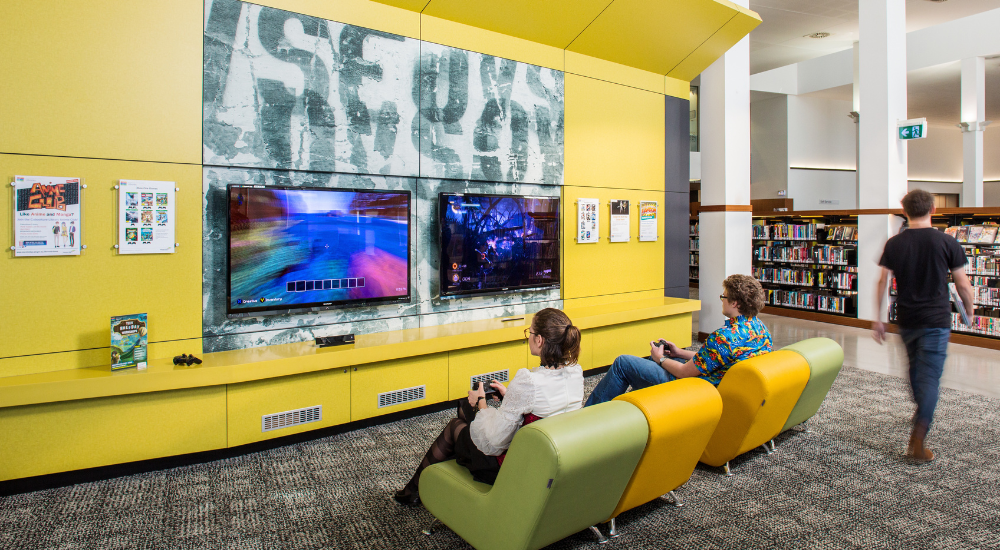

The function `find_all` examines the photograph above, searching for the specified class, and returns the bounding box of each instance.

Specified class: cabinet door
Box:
[351,354,448,421]
[449,341,528,400]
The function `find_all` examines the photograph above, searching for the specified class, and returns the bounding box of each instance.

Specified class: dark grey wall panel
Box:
[664,93,691,296]
[663,190,689,292]
[664,285,689,299]
[664,95,691,194]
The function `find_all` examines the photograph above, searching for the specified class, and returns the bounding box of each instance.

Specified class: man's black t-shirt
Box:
[879,227,967,329]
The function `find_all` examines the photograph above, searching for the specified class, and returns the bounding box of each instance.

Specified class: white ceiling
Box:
[750,0,1000,74]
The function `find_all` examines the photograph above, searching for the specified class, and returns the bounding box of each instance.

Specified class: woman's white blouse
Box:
[469,364,584,456]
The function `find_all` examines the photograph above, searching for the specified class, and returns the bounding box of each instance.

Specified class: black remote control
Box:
[316,334,355,347]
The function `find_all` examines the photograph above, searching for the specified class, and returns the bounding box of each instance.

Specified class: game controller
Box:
[475,380,498,395]
[173,354,202,366]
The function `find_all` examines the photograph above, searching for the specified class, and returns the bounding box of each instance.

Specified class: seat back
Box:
[780,338,844,431]
[610,378,722,519]
[700,350,810,467]
[486,401,648,550]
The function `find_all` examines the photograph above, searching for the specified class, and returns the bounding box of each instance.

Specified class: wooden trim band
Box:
[698,205,753,213]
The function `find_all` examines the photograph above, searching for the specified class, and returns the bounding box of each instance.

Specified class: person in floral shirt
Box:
[585,274,772,406]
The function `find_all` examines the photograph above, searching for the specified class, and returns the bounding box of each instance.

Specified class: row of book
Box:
[949,282,1000,307]
[813,245,851,265]
[753,267,815,286]
[818,295,848,314]
[966,256,1000,276]
[690,238,699,250]
[753,245,811,263]
[945,225,999,244]
[818,271,856,291]
[970,276,999,288]
[952,312,1000,337]
[767,289,817,310]
[826,226,857,241]
[690,222,699,237]
[752,223,817,241]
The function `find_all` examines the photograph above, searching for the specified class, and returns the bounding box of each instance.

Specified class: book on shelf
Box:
[979,226,997,244]
[944,226,959,238]
[956,226,970,243]
[968,226,984,244]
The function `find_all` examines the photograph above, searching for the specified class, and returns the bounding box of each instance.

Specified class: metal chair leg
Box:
[762,443,773,455]
[667,490,685,507]
[769,439,776,452]
[589,525,609,544]
[421,518,440,536]
[802,421,814,434]
[608,518,620,538]
[723,462,733,476]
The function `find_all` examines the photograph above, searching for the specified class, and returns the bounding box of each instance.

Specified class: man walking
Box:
[872,189,974,462]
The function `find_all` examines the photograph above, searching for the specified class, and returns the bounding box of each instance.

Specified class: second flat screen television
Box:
[439,193,560,297]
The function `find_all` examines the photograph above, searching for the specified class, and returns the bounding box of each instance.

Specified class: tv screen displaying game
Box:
[227,185,410,317]
[439,193,560,297]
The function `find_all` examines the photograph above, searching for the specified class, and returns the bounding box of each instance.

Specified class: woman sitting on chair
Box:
[394,308,584,506]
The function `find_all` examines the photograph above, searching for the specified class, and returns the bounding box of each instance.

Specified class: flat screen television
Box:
[227,185,411,317]
[439,193,560,297]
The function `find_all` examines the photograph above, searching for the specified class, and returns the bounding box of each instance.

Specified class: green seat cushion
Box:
[781,338,844,431]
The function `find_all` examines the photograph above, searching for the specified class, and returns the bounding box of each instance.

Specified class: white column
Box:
[857,0,908,322]
[699,1,751,336]
[961,56,986,208]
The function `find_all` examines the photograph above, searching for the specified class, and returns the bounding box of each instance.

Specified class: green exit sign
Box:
[898,118,928,140]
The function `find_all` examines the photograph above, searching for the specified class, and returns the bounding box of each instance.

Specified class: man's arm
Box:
[952,268,975,319]
[872,267,890,344]
[649,342,701,378]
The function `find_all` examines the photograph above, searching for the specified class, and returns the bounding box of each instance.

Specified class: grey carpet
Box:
[2,364,999,550]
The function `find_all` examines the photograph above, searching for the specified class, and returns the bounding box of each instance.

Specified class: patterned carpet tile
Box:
[2,363,1000,550]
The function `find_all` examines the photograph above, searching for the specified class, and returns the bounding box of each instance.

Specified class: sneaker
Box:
[393,489,420,507]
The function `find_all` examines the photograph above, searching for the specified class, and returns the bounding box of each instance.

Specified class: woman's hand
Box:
[468,383,486,409]
[490,380,506,400]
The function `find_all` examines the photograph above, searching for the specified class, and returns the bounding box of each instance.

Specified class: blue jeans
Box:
[898,327,949,431]
[585,354,679,407]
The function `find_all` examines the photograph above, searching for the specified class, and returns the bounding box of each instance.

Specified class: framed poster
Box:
[577,198,599,243]
[610,200,630,243]
[12,175,82,256]
[118,180,176,254]
[638,200,658,241]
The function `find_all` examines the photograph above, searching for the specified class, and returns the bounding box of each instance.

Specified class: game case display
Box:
[118,180,176,254]
[111,313,148,370]
[577,198,599,243]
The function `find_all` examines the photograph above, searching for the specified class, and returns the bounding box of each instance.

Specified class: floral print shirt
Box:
[692,315,773,385]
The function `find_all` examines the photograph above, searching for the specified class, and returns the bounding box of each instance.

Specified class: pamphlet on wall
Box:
[638,200,658,242]
[577,198,599,243]
[12,175,82,257]
[609,200,630,243]
[111,313,148,370]
[118,180,176,254]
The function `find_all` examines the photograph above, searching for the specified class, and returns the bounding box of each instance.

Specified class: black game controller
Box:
[475,380,498,395]
[654,339,673,357]
[173,354,203,366]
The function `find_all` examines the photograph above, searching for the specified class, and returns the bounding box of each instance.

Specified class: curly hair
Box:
[723,274,767,318]
[532,308,581,368]
[901,189,934,218]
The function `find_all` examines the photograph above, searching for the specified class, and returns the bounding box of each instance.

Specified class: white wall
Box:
[789,169,857,210]
[750,96,788,199]
[787,96,856,169]
[908,124,964,181]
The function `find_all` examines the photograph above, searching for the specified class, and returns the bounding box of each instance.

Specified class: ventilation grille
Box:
[262,405,322,433]
[471,369,510,390]
[378,385,426,409]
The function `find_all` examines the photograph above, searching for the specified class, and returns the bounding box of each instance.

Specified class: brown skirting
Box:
[698,205,753,213]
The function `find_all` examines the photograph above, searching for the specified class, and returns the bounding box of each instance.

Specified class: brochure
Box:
[118,180,176,254]
[111,313,148,370]
[609,200,630,243]
[577,198,600,243]
[638,200,658,242]
[12,175,82,257]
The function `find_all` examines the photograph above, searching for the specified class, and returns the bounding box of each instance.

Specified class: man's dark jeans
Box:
[898,327,950,431]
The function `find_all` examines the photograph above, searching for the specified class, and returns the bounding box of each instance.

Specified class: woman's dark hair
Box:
[723,274,767,318]
[532,308,581,368]
[901,189,934,218]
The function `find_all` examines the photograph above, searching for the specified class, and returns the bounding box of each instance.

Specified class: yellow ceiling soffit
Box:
[369,0,760,81]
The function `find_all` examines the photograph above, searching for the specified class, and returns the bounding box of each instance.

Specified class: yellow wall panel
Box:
[258,0,421,39]
[565,52,664,95]
[0,155,203,367]
[0,386,226,482]
[420,15,564,71]
[666,12,761,81]
[577,329,595,371]
[448,341,527,400]
[561,186,665,300]
[227,369,351,447]
[563,289,666,310]
[351,354,448,421]
[590,315,692,368]
[564,74,665,191]
[0,0,201,163]
[0,339,203,379]
[665,76,692,100]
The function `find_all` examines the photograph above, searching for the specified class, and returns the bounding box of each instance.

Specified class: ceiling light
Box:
[925,0,948,3]
[805,32,831,39]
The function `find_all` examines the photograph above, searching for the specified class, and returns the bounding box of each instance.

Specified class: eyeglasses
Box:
[524,328,537,340]
[720,294,730,301]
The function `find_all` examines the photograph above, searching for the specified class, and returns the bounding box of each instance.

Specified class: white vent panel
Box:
[378,385,426,409]
[471,369,510,390]
[261,405,322,433]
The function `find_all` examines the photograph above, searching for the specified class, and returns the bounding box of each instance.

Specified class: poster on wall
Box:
[638,201,658,242]
[610,200,631,243]
[110,313,147,370]
[12,175,82,257]
[118,180,176,254]
[577,198,600,243]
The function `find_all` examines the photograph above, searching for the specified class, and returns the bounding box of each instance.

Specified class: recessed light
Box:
[805,32,831,39]
[925,0,948,3]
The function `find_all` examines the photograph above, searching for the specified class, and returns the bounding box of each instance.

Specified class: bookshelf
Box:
[690,219,699,284]
[752,214,859,318]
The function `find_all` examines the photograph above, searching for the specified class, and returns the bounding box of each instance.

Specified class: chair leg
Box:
[421,518,440,536]
[761,443,773,455]
[802,421,814,434]
[589,525,609,544]
[608,518,620,538]
[723,462,733,476]
[769,439,776,452]
[667,490,684,507]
